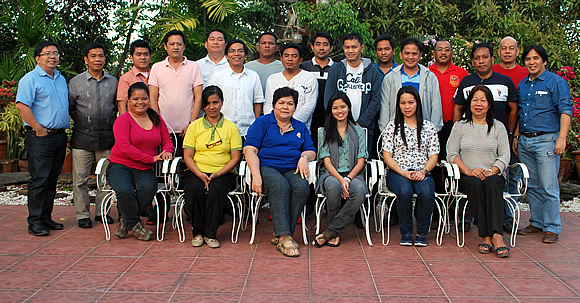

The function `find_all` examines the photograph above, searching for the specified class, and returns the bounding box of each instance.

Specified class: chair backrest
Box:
[155,121,179,178]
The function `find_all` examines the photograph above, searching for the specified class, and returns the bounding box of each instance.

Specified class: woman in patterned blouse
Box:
[382,86,440,247]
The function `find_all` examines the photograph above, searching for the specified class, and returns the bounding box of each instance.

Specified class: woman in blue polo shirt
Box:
[244,87,316,257]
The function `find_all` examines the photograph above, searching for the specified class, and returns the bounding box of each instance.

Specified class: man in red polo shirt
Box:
[492,36,528,90]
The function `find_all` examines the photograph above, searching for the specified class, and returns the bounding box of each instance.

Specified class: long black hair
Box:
[393,86,424,150]
[201,85,224,108]
[127,82,161,127]
[323,92,355,147]
[461,84,495,134]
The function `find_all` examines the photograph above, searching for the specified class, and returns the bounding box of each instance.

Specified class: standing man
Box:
[325,32,382,154]
[375,34,398,79]
[16,41,69,236]
[117,39,151,114]
[379,38,442,132]
[196,28,228,88]
[149,29,204,147]
[493,36,528,90]
[245,32,284,93]
[515,44,572,244]
[301,31,334,144]
[209,39,264,136]
[264,43,318,129]
[69,42,118,228]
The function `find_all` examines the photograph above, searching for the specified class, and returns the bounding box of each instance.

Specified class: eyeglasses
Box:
[39,52,60,57]
[205,126,223,149]
[435,48,452,53]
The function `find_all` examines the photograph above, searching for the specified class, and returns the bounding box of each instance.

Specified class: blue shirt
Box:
[16,65,70,129]
[518,69,572,133]
[244,113,316,172]
[401,67,420,91]
[375,60,399,80]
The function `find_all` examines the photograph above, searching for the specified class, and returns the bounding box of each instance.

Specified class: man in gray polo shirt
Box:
[69,42,118,228]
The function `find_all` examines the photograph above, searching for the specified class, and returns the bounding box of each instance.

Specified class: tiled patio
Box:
[1,204,580,302]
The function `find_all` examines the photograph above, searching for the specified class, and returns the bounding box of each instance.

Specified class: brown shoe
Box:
[129,222,153,241]
[543,232,559,243]
[517,225,542,235]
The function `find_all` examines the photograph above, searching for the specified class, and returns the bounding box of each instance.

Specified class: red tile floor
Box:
[1,204,580,302]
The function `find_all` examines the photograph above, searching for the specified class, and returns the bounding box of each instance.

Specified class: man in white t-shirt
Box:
[196,28,229,88]
[245,32,284,93]
[264,43,318,129]
[209,39,264,136]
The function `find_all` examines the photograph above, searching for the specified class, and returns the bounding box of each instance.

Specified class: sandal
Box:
[313,231,331,248]
[327,236,340,247]
[270,234,279,246]
[495,246,510,258]
[277,236,300,257]
[478,243,494,254]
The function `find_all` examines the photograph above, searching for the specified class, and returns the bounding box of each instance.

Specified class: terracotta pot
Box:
[0,140,7,160]
[18,159,28,172]
[560,158,574,181]
[573,151,580,179]
[0,158,19,173]
[61,152,73,174]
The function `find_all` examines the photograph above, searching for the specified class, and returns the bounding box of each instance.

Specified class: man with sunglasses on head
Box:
[16,41,70,236]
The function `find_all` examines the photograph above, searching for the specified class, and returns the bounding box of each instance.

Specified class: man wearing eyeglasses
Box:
[15,41,70,236]
[68,42,118,229]
[209,39,264,136]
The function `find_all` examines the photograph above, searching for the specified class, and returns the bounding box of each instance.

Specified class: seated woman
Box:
[244,87,316,257]
[447,85,510,257]
[314,92,367,247]
[107,82,173,241]
[182,86,242,248]
[382,86,439,247]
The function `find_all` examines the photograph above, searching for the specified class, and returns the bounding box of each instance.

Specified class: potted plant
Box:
[0,80,17,160]
[0,102,25,172]
[558,67,580,177]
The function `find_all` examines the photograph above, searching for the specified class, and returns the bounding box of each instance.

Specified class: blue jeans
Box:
[386,171,435,236]
[106,162,157,230]
[322,176,366,238]
[518,132,561,234]
[261,166,309,237]
[25,129,67,225]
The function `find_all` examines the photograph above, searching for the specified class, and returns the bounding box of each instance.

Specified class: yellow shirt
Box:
[183,114,242,173]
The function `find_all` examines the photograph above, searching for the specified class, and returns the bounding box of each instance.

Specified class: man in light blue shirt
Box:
[515,44,572,244]
[16,41,70,236]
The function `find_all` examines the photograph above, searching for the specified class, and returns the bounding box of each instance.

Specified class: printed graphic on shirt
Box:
[461,84,509,102]
[450,75,460,87]
[337,72,372,94]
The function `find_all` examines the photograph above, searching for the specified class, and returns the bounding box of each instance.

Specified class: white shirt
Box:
[263,70,318,129]
[196,55,229,88]
[209,65,264,136]
[345,62,364,120]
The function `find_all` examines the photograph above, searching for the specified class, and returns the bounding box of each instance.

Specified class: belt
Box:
[521,131,551,137]
[25,126,66,134]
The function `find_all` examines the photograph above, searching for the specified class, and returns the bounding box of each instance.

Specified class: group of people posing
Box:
[16,28,571,259]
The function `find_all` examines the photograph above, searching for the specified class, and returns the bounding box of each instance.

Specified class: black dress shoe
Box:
[95,215,114,224]
[44,219,64,230]
[28,224,50,236]
[457,221,471,232]
[503,221,514,233]
[78,218,93,228]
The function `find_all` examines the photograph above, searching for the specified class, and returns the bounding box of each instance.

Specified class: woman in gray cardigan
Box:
[447,85,511,257]
[314,92,368,247]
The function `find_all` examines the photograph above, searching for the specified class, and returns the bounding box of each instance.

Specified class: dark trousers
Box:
[458,174,505,237]
[183,171,236,239]
[25,130,67,225]
[106,162,157,230]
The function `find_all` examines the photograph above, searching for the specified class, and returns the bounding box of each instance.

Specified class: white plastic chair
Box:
[451,162,529,247]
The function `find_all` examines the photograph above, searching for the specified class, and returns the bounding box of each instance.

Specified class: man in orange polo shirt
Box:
[117,40,151,114]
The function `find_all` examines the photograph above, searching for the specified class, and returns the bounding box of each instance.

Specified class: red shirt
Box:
[492,63,528,89]
[429,62,468,123]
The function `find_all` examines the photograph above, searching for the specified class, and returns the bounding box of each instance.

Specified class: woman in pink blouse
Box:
[107,82,173,241]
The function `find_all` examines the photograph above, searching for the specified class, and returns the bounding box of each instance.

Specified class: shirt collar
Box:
[131,66,150,77]
[34,65,61,79]
[84,70,110,81]
[226,64,247,76]
[202,113,225,128]
[401,67,420,77]
[163,56,188,67]
[311,57,333,67]
[266,113,295,134]
[526,69,548,82]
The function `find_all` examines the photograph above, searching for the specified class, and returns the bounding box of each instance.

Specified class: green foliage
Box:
[0,103,26,159]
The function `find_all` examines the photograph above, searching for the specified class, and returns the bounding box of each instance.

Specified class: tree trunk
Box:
[114,0,141,78]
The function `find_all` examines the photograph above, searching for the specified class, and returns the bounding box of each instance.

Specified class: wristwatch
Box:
[487,168,495,175]
[343,176,351,182]
[423,168,430,175]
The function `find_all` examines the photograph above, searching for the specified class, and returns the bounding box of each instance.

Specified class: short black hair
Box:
[311,31,333,47]
[522,44,549,65]
[163,29,186,45]
[201,85,224,108]
[272,87,299,107]
[471,42,493,59]
[374,34,396,50]
[225,39,249,56]
[400,38,422,53]
[280,42,303,58]
[34,41,60,57]
[206,28,227,42]
[257,32,277,44]
[130,40,151,56]
[434,39,452,50]
[83,42,107,57]
[343,32,363,46]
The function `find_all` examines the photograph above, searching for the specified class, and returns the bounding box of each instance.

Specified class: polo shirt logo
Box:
[450,75,460,87]
[297,132,301,139]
